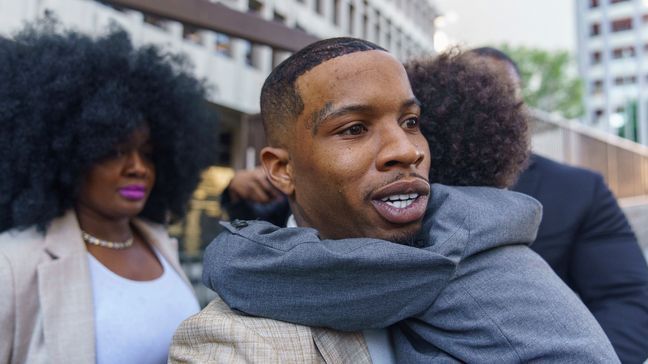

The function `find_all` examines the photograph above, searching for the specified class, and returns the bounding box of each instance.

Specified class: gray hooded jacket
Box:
[203,184,618,363]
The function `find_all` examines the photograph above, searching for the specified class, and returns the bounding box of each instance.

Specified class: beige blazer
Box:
[0,210,192,364]
[169,298,371,364]
[170,297,372,364]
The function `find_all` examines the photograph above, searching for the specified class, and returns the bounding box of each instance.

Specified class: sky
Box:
[433,0,576,53]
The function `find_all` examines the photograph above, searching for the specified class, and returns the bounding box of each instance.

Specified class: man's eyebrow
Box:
[402,97,421,111]
[307,97,421,135]
[308,103,373,135]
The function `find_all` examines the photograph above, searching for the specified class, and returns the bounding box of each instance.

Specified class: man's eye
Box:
[403,117,419,129]
[341,124,367,136]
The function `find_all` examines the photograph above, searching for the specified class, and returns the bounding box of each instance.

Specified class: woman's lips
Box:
[118,185,146,201]
[370,179,430,225]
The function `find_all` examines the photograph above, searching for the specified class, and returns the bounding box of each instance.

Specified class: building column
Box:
[350,0,362,37]
[601,0,613,134]
[576,0,592,126]
[338,0,349,33]
[365,3,376,42]
[635,0,648,144]
[322,0,334,23]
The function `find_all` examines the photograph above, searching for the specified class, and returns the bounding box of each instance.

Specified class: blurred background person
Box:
[220,166,289,227]
[0,20,217,364]
[466,46,648,364]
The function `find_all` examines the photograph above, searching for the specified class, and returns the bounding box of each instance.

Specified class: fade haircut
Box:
[260,37,385,146]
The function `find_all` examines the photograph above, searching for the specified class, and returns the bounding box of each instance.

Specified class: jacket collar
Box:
[424,184,542,258]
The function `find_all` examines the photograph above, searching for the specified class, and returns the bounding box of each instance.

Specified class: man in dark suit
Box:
[472,47,648,364]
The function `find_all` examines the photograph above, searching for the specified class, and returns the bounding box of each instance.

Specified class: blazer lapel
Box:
[311,328,372,364]
[39,210,95,363]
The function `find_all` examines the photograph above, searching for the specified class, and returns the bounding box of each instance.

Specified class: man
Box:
[171,37,421,363]
[470,47,648,364]
[171,39,617,363]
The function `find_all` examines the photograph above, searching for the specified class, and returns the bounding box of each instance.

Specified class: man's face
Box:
[287,50,430,243]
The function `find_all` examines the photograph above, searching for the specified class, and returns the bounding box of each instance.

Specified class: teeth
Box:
[381,193,419,202]
[386,199,415,209]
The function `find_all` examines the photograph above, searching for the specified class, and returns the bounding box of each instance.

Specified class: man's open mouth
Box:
[370,179,430,225]
[379,193,421,209]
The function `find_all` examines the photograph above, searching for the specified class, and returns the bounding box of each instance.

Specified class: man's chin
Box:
[388,232,420,246]
[372,223,422,246]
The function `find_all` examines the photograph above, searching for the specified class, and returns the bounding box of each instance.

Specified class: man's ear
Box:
[260,147,294,196]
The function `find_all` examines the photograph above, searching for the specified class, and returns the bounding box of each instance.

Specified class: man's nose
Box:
[376,125,424,171]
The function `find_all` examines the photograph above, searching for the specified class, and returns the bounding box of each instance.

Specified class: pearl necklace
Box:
[81,230,134,250]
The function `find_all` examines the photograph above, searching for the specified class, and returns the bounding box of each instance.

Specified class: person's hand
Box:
[228,166,283,204]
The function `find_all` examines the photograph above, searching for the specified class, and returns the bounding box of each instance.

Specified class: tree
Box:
[500,45,584,119]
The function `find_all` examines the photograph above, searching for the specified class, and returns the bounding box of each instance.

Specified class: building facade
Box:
[576,0,648,145]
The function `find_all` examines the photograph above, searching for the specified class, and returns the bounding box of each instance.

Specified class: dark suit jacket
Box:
[512,153,648,364]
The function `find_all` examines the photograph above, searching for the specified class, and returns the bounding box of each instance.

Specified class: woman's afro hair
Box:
[0,20,218,232]
[405,49,529,188]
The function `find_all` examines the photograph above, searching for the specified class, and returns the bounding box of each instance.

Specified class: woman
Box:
[0,20,218,363]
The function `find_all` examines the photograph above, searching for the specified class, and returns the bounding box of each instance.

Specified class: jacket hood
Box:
[419,184,542,261]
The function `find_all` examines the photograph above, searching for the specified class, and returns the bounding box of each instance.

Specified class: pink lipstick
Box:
[118,185,146,201]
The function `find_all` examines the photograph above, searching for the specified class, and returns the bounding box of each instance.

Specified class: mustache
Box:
[383,172,430,186]
[363,172,431,202]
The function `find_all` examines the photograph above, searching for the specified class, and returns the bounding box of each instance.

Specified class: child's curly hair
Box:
[406,49,529,188]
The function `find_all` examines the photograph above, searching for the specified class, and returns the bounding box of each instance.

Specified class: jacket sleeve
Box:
[203,221,455,331]
[395,243,620,363]
[0,252,15,363]
[569,175,648,364]
[169,299,309,363]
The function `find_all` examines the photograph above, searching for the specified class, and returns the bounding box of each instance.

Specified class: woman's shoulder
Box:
[0,225,49,282]
[0,225,46,256]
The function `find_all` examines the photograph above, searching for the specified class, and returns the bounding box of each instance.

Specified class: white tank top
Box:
[87,249,199,364]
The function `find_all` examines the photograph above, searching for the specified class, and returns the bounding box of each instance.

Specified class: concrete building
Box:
[576,0,648,145]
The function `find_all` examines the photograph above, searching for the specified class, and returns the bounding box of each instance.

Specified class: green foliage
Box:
[499,45,584,119]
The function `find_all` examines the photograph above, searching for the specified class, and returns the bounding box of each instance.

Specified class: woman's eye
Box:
[403,117,419,129]
[341,124,367,136]
[140,146,154,161]
[106,148,125,159]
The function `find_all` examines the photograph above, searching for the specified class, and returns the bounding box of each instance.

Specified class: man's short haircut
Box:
[470,47,521,79]
[260,37,385,146]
